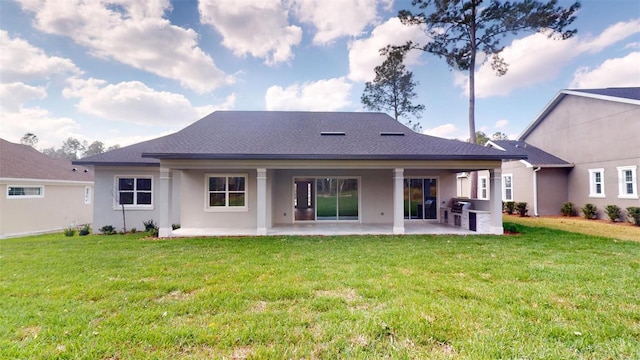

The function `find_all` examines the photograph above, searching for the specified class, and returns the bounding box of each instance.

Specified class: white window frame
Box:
[6,185,44,199]
[479,176,488,200]
[588,168,605,198]
[205,173,248,212]
[502,174,513,201]
[617,165,638,199]
[84,186,92,205]
[114,176,154,209]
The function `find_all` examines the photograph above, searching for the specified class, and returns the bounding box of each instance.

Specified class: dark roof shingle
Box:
[0,139,94,181]
[489,140,571,166]
[569,87,640,101]
[76,111,525,165]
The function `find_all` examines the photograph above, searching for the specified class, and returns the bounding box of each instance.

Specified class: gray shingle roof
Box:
[75,111,525,165]
[0,139,94,181]
[570,87,640,101]
[489,140,571,166]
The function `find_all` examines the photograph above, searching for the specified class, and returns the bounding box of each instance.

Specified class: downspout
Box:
[533,167,541,217]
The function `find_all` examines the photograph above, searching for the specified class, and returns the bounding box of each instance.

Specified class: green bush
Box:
[143,219,157,232]
[604,205,621,222]
[63,227,76,237]
[130,227,137,234]
[627,207,640,226]
[78,224,91,236]
[504,201,516,215]
[100,225,117,235]
[581,203,598,220]
[515,202,528,217]
[172,224,181,230]
[560,202,575,216]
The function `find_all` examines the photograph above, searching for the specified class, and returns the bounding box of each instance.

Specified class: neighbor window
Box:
[7,186,43,198]
[617,166,638,199]
[502,174,513,201]
[84,186,92,205]
[479,176,488,199]
[206,174,247,210]
[588,168,605,198]
[116,176,153,206]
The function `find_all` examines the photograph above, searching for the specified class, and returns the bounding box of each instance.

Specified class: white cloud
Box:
[293,0,392,45]
[625,42,640,50]
[570,52,640,88]
[265,77,352,110]
[461,19,640,98]
[0,82,47,113]
[348,17,425,82]
[16,0,231,93]
[495,119,509,129]
[199,0,302,65]
[423,123,460,138]
[63,78,232,126]
[0,30,81,83]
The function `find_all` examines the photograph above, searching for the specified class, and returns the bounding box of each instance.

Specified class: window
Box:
[617,166,638,199]
[404,178,438,220]
[588,168,605,198]
[7,186,43,198]
[84,186,92,205]
[479,176,488,199]
[116,176,152,206]
[206,174,247,210]
[502,174,513,201]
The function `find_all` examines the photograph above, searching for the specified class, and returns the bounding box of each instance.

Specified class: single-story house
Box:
[0,139,94,238]
[74,111,525,236]
[471,87,639,218]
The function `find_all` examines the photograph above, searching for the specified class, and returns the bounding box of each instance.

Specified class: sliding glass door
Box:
[404,178,438,220]
[315,178,359,221]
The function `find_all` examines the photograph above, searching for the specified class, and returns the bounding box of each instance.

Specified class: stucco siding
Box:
[537,168,569,216]
[524,96,640,164]
[1,181,93,238]
[93,167,160,233]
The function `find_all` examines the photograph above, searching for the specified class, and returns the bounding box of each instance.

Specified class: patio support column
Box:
[158,167,172,237]
[489,168,503,235]
[393,168,405,234]
[256,168,267,235]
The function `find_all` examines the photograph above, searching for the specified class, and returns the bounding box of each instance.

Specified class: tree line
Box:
[20,133,120,161]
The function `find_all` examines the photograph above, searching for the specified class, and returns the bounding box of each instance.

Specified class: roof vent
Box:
[321,131,345,136]
[380,132,404,136]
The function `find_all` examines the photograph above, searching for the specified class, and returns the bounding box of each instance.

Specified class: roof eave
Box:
[72,160,160,167]
[142,152,525,161]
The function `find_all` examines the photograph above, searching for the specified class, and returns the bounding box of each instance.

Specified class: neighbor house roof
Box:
[0,139,94,181]
[75,111,525,166]
[519,87,640,140]
[487,140,573,168]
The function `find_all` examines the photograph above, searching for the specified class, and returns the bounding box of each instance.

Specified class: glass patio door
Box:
[404,178,438,220]
[315,178,359,221]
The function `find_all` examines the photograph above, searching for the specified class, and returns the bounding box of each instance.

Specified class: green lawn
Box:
[1,225,639,359]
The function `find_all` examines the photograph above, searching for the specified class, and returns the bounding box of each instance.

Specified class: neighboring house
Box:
[74,111,523,236]
[475,87,640,218]
[0,139,94,238]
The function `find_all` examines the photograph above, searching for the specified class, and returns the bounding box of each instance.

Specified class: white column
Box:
[489,168,503,235]
[393,168,405,234]
[158,167,172,237]
[256,168,267,235]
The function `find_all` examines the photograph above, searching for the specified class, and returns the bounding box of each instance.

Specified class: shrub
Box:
[581,203,598,220]
[172,224,181,230]
[78,224,91,236]
[627,207,640,226]
[100,225,116,235]
[63,227,76,237]
[504,201,516,215]
[604,205,621,222]
[130,227,137,234]
[149,228,159,237]
[560,202,575,217]
[143,219,157,232]
[515,202,528,217]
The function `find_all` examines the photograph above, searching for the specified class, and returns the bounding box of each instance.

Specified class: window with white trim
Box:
[588,168,605,198]
[84,186,92,204]
[502,174,513,201]
[7,186,43,198]
[206,174,247,211]
[479,176,488,199]
[617,165,638,199]
[116,176,153,206]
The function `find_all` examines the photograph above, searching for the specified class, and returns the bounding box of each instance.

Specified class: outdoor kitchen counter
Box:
[440,207,491,233]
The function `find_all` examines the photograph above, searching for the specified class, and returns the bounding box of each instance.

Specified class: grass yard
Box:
[1,226,639,359]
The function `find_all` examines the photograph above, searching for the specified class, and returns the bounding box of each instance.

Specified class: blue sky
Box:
[1,0,639,150]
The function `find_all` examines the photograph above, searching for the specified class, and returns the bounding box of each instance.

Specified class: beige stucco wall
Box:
[537,168,569,216]
[0,180,93,238]
[93,167,163,233]
[524,95,640,218]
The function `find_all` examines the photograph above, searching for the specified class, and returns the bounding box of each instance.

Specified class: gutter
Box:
[533,167,541,217]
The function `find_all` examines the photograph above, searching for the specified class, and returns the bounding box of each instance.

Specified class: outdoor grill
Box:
[451,201,472,214]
